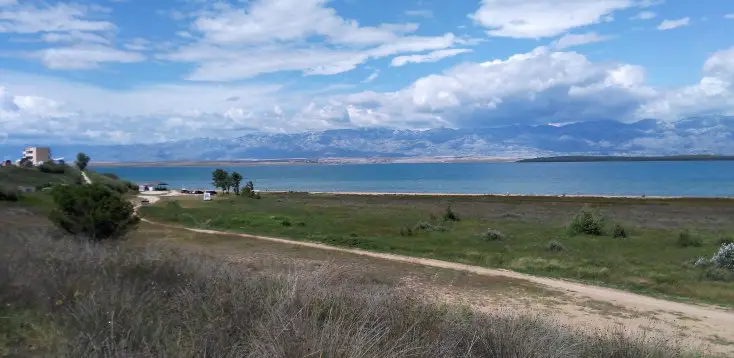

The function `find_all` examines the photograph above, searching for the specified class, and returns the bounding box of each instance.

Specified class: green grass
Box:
[140,193,734,306]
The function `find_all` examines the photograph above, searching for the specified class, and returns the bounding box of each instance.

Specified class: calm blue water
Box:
[93,162,734,197]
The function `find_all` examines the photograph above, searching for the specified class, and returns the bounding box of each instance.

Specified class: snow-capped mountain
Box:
[3,117,734,162]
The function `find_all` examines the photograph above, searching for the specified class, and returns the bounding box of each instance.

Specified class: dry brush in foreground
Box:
[0,229,698,357]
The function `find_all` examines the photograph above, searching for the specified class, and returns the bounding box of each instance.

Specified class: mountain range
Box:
[2,116,734,162]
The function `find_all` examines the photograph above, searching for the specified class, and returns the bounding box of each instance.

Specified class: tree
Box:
[230,172,243,195]
[49,184,139,241]
[76,152,91,171]
[212,168,229,192]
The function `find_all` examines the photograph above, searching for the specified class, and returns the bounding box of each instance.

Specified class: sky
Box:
[0,0,733,145]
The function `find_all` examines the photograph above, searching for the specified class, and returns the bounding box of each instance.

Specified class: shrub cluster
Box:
[0,185,21,202]
[48,183,139,241]
[568,206,606,236]
[711,243,734,271]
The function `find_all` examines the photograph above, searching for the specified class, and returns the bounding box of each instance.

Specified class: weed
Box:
[442,205,460,222]
[719,237,734,246]
[577,266,611,280]
[281,218,292,227]
[612,223,628,239]
[704,268,734,282]
[482,228,506,242]
[413,221,446,233]
[400,227,413,237]
[677,230,702,248]
[547,240,566,252]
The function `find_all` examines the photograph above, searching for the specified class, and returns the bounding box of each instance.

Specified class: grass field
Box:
[0,207,700,357]
[140,193,734,305]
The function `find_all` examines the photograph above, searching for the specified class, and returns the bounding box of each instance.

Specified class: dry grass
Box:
[1,223,699,357]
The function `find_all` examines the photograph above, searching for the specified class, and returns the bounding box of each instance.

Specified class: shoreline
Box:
[289,191,733,200]
[152,189,734,201]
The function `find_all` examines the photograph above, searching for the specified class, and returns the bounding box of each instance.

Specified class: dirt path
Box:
[81,171,92,185]
[136,195,734,354]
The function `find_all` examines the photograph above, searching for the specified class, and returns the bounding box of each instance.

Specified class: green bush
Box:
[568,206,606,236]
[482,228,506,242]
[612,223,628,239]
[547,240,566,252]
[677,230,702,248]
[719,237,734,246]
[0,185,20,202]
[101,172,120,180]
[48,184,139,241]
[442,205,460,222]
[400,227,413,236]
[281,218,292,227]
[38,161,68,174]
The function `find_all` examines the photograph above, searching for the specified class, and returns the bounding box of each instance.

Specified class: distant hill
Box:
[2,116,734,162]
[517,155,734,163]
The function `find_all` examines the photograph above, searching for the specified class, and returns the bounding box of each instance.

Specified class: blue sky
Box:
[0,0,733,145]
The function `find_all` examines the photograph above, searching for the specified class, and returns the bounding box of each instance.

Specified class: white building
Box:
[21,147,51,166]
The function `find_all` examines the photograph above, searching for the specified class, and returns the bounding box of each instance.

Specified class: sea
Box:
[93,161,734,198]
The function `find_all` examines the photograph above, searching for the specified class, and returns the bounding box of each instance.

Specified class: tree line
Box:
[212,169,258,198]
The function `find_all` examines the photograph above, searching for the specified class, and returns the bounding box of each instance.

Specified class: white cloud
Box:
[405,10,434,19]
[0,2,114,34]
[725,14,734,20]
[470,0,634,38]
[36,45,145,69]
[192,0,416,46]
[0,2,145,70]
[41,31,111,44]
[162,0,461,81]
[5,45,734,144]
[631,11,656,20]
[552,32,612,49]
[639,47,734,119]
[362,69,380,83]
[0,71,292,143]
[391,48,472,67]
[657,17,690,30]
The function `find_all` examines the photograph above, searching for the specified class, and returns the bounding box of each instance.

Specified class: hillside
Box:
[0,165,81,188]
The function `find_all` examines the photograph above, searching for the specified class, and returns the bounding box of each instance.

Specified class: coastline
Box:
[92,156,520,167]
[165,190,732,201]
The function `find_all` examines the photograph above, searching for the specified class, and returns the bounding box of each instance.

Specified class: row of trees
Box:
[212,169,256,197]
